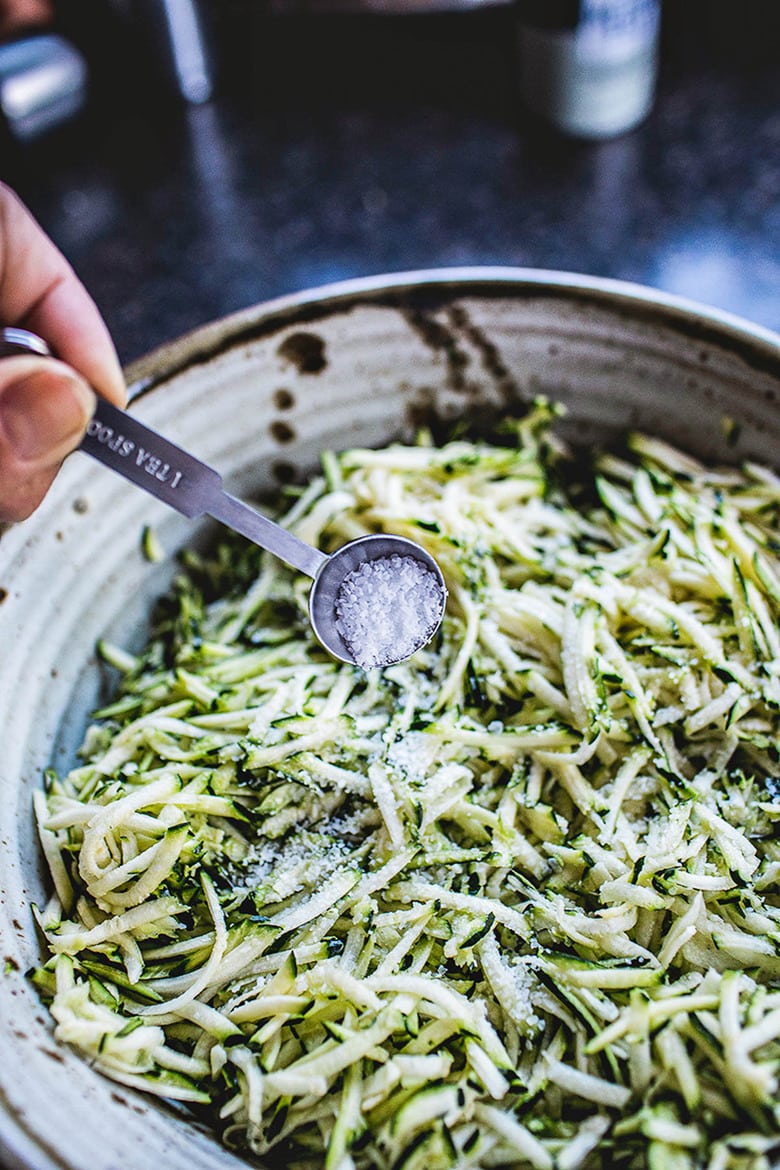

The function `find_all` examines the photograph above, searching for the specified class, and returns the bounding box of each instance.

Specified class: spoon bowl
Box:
[310,532,447,668]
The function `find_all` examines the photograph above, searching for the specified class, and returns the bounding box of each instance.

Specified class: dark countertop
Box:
[2,0,780,368]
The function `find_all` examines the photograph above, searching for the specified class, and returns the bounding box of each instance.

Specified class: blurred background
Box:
[0,0,779,368]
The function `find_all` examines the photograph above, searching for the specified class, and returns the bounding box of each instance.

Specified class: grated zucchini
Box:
[32,402,780,1169]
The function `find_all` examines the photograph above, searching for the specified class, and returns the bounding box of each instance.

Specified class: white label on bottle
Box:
[576,0,660,66]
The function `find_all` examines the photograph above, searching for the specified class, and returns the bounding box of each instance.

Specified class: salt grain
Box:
[335,554,444,670]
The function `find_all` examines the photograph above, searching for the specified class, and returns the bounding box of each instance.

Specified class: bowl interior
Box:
[1,270,779,1170]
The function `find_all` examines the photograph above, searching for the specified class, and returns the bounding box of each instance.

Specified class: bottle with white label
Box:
[516,0,661,139]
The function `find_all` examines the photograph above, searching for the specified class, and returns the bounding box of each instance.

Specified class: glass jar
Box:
[516,0,661,139]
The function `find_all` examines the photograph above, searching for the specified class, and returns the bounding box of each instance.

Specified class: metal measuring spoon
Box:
[0,327,446,667]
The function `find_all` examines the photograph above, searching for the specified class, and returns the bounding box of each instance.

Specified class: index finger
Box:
[0,182,126,405]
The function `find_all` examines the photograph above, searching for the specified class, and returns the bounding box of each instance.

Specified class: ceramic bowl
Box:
[1,268,779,1170]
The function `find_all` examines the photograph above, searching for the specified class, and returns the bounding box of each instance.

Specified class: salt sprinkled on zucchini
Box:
[32,401,780,1170]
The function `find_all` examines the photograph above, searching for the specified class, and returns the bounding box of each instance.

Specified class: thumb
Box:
[0,355,96,522]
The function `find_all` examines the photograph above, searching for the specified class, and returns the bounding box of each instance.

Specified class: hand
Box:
[0,0,53,38]
[0,182,126,522]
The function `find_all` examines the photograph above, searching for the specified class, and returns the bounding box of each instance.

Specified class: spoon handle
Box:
[81,398,326,579]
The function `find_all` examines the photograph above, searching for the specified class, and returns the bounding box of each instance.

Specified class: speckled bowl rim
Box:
[123,266,780,398]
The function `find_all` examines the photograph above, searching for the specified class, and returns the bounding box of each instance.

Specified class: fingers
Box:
[0,355,96,522]
[0,182,126,407]
[0,0,53,37]
[0,182,125,521]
